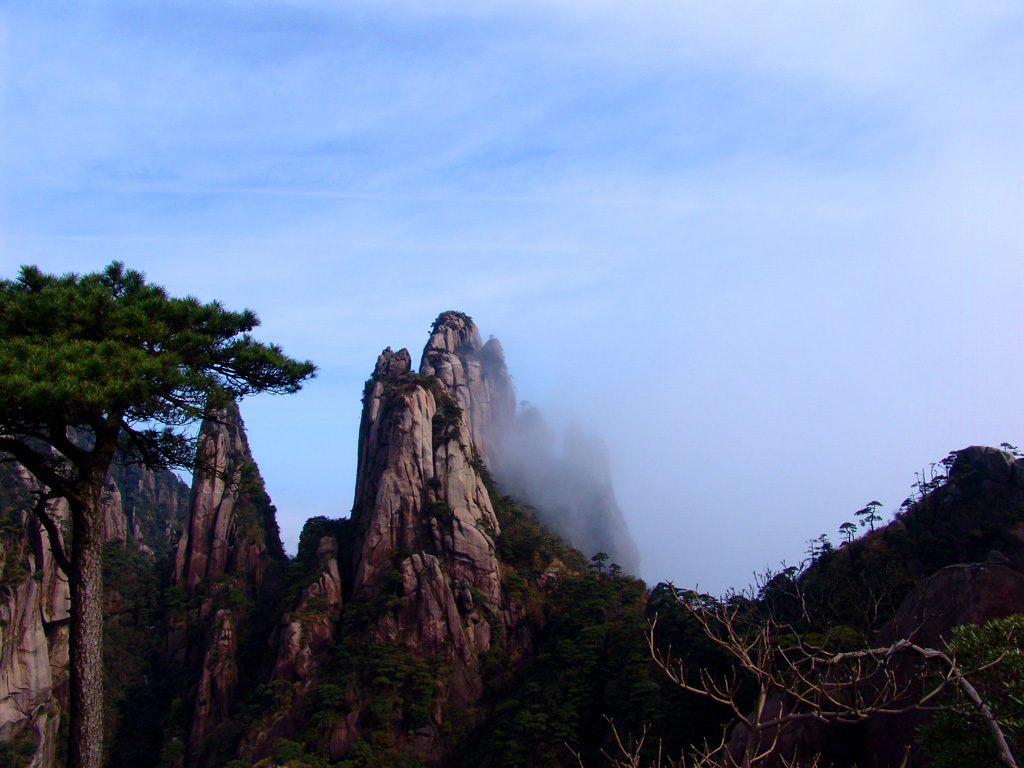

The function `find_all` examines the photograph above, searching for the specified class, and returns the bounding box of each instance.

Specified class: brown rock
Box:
[950,445,1016,485]
[0,578,54,740]
[336,313,532,758]
[100,478,127,544]
[166,399,286,763]
[189,610,241,752]
[375,346,412,378]
[271,535,344,683]
[0,489,69,762]
[175,401,252,592]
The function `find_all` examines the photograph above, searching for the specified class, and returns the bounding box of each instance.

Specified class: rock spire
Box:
[351,316,512,709]
[168,399,285,759]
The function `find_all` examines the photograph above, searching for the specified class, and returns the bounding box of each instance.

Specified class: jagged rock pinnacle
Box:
[374,346,411,378]
[419,312,516,467]
[173,399,282,593]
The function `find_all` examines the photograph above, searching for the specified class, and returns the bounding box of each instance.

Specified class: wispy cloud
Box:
[2,1,1022,590]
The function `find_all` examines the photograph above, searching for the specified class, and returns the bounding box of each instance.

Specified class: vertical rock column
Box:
[350,319,513,715]
[173,399,280,592]
[418,312,516,468]
[170,399,284,760]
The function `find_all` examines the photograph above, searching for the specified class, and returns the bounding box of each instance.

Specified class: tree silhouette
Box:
[839,521,857,545]
[856,501,884,532]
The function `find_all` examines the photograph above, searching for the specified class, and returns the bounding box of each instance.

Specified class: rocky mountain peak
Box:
[173,399,283,594]
[421,310,481,359]
[419,312,516,467]
[417,310,640,573]
[167,399,286,759]
[948,445,1023,490]
[374,346,411,378]
[333,312,531,757]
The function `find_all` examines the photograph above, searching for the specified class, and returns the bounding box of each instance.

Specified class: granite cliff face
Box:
[232,313,595,765]
[166,400,286,763]
[0,310,644,768]
[417,312,641,574]
[0,481,68,768]
[352,327,508,703]
[174,400,284,593]
[239,520,346,763]
[255,313,532,761]
[272,534,344,685]
[418,315,516,468]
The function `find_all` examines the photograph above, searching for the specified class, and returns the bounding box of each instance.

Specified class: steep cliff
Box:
[238,515,348,763]
[418,313,516,468]
[0,466,67,768]
[238,315,534,764]
[173,399,284,593]
[3,311,641,768]
[418,311,641,575]
[234,312,646,767]
[352,336,507,701]
[164,400,286,765]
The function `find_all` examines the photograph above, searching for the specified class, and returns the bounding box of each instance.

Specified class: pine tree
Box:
[839,521,857,545]
[0,262,315,768]
[856,500,884,532]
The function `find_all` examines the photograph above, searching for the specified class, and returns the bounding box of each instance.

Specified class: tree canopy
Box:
[0,261,316,488]
[0,261,316,768]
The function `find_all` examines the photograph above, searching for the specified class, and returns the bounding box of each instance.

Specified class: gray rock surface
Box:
[272,535,344,684]
[418,312,516,467]
[319,312,530,756]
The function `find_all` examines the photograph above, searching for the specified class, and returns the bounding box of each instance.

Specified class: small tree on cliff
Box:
[838,521,857,545]
[856,500,884,532]
[0,262,316,768]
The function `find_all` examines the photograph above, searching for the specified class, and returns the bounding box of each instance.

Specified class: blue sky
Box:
[2,1,1022,593]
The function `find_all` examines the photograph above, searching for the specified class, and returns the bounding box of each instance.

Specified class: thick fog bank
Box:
[491,403,641,576]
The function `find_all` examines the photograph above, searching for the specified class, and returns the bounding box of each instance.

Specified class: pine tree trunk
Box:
[68,484,105,768]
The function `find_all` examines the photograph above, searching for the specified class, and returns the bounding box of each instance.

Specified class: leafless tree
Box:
[640,585,1019,768]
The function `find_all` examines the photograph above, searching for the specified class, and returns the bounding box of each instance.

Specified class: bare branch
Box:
[643,583,1021,768]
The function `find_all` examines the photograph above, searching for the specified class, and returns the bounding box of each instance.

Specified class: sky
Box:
[1,0,1022,594]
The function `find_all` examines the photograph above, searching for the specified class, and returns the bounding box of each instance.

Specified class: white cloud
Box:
[2,0,1022,589]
